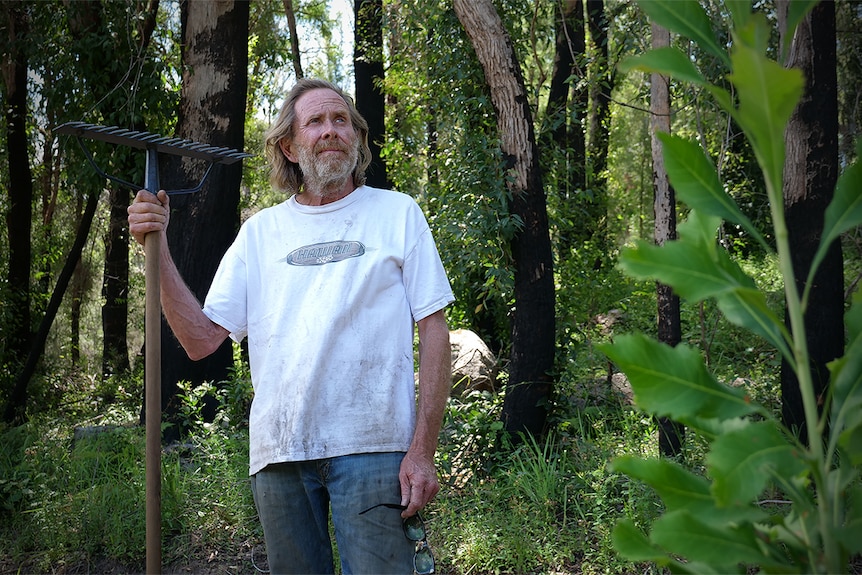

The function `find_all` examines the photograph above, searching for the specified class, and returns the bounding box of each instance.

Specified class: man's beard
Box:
[296,140,359,199]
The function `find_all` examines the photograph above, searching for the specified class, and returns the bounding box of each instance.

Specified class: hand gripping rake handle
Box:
[56,121,251,575]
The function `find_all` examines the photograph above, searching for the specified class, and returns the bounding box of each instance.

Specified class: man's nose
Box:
[320,119,336,138]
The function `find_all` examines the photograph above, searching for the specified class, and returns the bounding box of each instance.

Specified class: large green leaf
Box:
[620,239,748,302]
[599,334,761,423]
[835,484,862,555]
[829,295,862,465]
[724,0,751,29]
[650,510,764,570]
[727,23,804,201]
[611,456,767,524]
[716,287,792,362]
[638,0,731,68]
[708,420,807,507]
[619,212,755,301]
[659,132,769,250]
[619,47,707,86]
[611,518,669,563]
[809,143,862,285]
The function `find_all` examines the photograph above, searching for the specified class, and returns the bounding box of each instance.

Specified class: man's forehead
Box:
[296,88,350,117]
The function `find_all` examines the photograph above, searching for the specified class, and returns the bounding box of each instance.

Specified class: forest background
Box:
[2,0,862,573]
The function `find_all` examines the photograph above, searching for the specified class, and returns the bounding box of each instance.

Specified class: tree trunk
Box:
[281,0,303,78]
[156,0,249,439]
[546,0,585,257]
[102,178,132,377]
[778,1,843,444]
[454,0,556,439]
[650,22,683,457]
[1,1,33,386]
[354,0,388,188]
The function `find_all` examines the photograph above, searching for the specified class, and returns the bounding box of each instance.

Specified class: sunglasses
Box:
[359,503,435,574]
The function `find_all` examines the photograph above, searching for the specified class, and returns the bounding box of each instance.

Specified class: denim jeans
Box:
[250,452,415,574]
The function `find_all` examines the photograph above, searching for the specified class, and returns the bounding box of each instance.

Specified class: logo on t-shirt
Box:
[285,241,366,266]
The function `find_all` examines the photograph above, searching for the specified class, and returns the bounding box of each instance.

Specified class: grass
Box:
[0,253,790,574]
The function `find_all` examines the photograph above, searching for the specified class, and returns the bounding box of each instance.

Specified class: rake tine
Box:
[55,121,253,166]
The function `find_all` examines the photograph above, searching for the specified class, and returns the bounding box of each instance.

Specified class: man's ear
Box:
[279,139,297,163]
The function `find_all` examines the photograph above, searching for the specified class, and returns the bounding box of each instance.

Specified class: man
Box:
[128,78,454,574]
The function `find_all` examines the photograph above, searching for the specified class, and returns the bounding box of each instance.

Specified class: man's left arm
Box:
[399,309,451,518]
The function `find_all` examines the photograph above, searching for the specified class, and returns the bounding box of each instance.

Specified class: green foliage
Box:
[0,365,258,573]
[384,1,516,347]
[433,388,666,574]
[605,2,862,573]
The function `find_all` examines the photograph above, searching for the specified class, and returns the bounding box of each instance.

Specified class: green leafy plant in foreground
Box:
[600,1,862,573]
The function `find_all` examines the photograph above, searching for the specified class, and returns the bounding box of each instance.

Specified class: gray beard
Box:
[298,142,359,199]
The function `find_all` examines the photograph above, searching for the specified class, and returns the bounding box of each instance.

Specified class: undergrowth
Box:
[0,253,789,574]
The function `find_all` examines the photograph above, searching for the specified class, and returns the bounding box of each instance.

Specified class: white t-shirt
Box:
[202,186,455,475]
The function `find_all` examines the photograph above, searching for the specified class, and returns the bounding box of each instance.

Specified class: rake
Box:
[56,121,252,575]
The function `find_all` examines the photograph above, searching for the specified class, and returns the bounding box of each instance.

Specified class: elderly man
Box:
[128,78,454,574]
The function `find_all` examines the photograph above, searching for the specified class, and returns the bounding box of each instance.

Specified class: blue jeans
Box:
[250,452,415,574]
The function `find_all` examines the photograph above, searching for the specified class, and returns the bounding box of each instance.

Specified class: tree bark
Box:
[650,22,683,457]
[778,1,843,443]
[454,0,556,439]
[156,0,249,439]
[1,1,33,386]
[355,0,388,188]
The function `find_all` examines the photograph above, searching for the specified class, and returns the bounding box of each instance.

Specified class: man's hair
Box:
[264,78,372,194]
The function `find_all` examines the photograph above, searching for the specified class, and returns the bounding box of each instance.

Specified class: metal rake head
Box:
[56,121,254,195]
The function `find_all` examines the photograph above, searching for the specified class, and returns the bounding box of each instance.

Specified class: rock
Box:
[449,329,498,396]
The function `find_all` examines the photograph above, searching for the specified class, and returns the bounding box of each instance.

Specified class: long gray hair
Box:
[264,78,372,194]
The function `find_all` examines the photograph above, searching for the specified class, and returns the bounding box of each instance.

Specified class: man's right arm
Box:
[128,190,229,361]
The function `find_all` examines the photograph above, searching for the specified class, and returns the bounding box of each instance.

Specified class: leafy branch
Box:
[600,1,862,573]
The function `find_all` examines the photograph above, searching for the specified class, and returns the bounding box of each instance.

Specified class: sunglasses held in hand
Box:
[359,503,435,574]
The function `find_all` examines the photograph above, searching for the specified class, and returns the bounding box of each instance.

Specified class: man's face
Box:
[280,88,360,195]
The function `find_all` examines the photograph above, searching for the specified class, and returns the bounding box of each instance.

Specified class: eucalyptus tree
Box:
[778,0,843,443]
[649,21,684,456]
[454,0,556,438]
[157,0,249,435]
[544,0,586,257]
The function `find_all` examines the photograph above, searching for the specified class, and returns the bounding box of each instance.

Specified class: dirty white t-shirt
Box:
[202,186,454,476]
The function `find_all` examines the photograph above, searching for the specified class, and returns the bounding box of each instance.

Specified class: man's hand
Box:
[399,449,440,518]
[127,189,170,245]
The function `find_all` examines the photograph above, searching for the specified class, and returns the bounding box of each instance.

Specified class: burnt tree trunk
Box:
[156,0,249,439]
[1,1,33,422]
[355,0,388,188]
[778,1,843,444]
[454,0,556,439]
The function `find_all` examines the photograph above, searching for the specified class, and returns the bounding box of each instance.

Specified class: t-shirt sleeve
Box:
[402,209,455,322]
[202,234,249,343]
